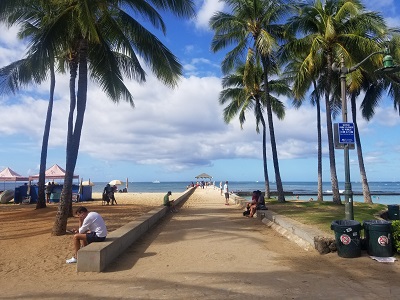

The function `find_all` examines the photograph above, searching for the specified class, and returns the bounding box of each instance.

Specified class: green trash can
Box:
[331,220,362,258]
[387,205,399,220]
[363,220,393,257]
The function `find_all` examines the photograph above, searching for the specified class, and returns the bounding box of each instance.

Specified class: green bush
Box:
[392,220,400,253]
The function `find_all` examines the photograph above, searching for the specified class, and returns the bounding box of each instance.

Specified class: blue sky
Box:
[0,0,400,183]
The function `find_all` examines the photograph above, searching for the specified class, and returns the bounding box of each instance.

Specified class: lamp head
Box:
[375,50,400,74]
[383,54,394,68]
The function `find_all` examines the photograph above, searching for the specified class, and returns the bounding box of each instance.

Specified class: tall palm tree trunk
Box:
[36,61,56,209]
[262,56,285,202]
[325,54,341,204]
[258,104,271,199]
[52,39,89,235]
[314,81,323,202]
[350,94,372,203]
[52,56,77,235]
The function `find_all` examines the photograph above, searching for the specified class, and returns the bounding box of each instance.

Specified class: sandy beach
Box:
[1,188,399,299]
[0,192,165,282]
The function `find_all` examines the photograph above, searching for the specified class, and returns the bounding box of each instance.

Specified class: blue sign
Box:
[338,122,355,144]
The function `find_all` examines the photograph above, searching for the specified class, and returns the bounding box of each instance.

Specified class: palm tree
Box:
[49,0,195,235]
[283,0,387,204]
[219,53,289,198]
[353,39,400,203]
[1,0,195,234]
[0,0,61,209]
[283,53,325,201]
[210,0,290,202]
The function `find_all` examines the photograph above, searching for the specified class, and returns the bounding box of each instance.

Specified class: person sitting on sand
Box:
[66,206,107,264]
[163,191,177,212]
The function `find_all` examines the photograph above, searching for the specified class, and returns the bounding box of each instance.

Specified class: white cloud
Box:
[0,25,27,66]
[372,106,400,127]
[183,57,221,76]
[194,0,225,30]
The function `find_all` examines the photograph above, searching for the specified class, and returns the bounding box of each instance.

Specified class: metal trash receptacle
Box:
[363,220,393,257]
[387,205,399,220]
[331,220,362,258]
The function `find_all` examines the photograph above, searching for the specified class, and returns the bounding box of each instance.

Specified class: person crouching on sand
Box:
[66,206,107,264]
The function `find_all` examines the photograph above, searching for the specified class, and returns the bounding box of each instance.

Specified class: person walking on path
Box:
[66,206,107,264]
[219,181,223,196]
[223,181,229,205]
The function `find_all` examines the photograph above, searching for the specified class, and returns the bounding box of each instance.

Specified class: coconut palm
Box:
[0,0,63,209]
[2,0,195,234]
[50,0,195,235]
[219,52,290,198]
[352,38,400,203]
[210,0,290,202]
[282,0,387,204]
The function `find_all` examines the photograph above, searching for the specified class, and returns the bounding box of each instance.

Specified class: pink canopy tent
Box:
[29,164,79,180]
[0,167,29,181]
[0,167,29,194]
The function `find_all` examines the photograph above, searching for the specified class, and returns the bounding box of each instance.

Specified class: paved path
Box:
[101,188,400,299]
[4,188,400,299]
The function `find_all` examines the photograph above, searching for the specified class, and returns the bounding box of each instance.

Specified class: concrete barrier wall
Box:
[232,193,330,251]
[77,187,196,272]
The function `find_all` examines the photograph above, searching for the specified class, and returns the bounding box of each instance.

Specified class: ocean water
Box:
[2,181,400,205]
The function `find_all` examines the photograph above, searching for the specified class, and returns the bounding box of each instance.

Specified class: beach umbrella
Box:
[109,179,122,185]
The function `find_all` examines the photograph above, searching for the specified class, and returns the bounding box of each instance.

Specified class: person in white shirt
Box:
[223,181,229,205]
[66,206,107,264]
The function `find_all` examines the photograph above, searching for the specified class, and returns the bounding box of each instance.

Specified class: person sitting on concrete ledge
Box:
[249,191,259,217]
[163,191,178,212]
[66,206,108,264]
[256,190,267,210]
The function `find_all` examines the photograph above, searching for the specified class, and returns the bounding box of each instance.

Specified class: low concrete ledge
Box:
[77,187,196,272]
[232,194,250,208]
[261,210,332,251]
[233,194,333,252]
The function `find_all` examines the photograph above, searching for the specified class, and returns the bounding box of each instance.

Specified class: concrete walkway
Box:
[95,188,400,299]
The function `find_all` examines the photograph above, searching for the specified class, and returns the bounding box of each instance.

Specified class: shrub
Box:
[392,220,400,253]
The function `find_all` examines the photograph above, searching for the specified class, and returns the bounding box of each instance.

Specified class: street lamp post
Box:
[334,48,399,220]
[338,56,354,220]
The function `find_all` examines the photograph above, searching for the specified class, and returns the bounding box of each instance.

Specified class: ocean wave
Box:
[325,190,345,194]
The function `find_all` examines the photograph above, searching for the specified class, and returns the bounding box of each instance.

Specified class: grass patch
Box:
[266,199,387,235]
